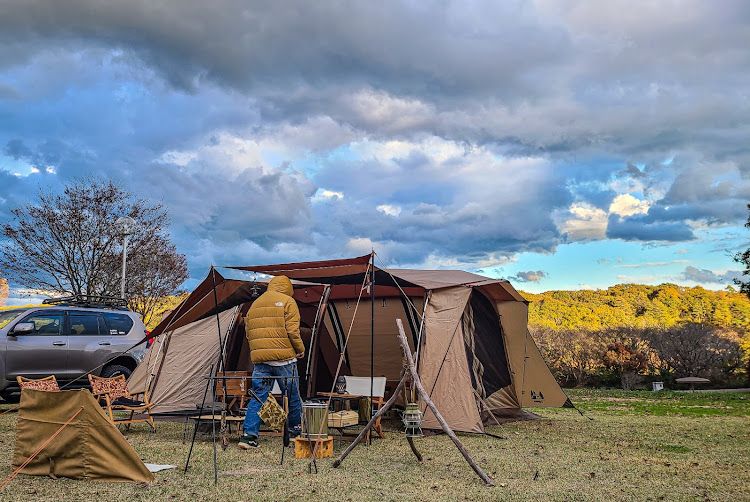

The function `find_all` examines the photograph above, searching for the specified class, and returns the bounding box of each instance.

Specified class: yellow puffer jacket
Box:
[245,275,305,364]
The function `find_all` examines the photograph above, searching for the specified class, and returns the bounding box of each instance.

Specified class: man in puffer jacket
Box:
[239,275,305,449]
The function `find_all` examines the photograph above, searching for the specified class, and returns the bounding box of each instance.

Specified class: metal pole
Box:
[369,251,374,445]
[210,267,229,400]
[120,234,128,299]
[184,364,213,474]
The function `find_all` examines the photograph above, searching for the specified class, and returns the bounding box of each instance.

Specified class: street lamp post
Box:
[115,216,136,300]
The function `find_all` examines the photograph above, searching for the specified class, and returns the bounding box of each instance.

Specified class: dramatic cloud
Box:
[0,1,747,292]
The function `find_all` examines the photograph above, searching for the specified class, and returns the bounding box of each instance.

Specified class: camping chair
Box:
[216,371,250,412]
[343,376,387,439]
[16,375,60,392]
[88,374,155,432]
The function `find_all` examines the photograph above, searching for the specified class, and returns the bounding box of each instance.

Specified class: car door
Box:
[101,312,139,360]
[5,310,68,379]
[65,312,111,378]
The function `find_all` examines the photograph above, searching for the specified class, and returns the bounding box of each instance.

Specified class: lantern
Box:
[401,402,424,438]
[335,376,347,394]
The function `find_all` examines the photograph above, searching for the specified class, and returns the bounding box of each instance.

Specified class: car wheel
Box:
[100,364,132,379]
[0,390,20,404]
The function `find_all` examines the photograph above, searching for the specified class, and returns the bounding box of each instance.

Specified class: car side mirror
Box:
[10,322,34,336]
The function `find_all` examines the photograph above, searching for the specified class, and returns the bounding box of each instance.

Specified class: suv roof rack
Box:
[42,295,130,310]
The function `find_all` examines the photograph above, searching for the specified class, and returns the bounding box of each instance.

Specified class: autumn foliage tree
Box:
[602,340,651,390]
[0,178,188,325]
[0,277,8,307]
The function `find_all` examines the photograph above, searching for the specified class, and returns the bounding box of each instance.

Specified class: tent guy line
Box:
[0,406,84,491]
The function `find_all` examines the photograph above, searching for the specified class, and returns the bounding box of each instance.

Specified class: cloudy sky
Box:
[1,0,748,303]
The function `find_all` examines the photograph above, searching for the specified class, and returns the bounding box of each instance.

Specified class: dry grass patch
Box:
[0,389,748,501]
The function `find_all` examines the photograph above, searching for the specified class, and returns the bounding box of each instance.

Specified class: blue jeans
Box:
[243,361,301,437]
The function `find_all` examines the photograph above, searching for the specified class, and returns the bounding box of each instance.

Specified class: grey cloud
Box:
[606,214,695,242]
[662,160,750,205]
[512,271,548,283]
[0,171,28,221]
[141,161,316,248]
[4,139,32,159]
[309,148,571,260]
[0,2,572,97]
[681,266,741,285]
[646,200,748,226]
[620,162,645,178]
[0,1,747,159]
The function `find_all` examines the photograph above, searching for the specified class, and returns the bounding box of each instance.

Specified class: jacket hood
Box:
[267,275,294,297]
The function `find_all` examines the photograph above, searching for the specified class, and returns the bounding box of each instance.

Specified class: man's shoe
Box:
[289,426,302,439]
[238,434,258,449]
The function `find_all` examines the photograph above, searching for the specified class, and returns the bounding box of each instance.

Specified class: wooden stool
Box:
[294,436,333,459]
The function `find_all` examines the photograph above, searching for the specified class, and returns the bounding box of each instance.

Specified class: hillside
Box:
[522,284,750,331]
[521,284,750,388]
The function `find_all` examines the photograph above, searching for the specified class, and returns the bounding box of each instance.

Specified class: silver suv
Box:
[0,296,148,400]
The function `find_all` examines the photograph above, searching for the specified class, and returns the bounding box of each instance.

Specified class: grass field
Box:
[0,389,748,501]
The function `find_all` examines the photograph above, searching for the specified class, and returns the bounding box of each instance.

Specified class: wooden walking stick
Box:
[333,319,495,487]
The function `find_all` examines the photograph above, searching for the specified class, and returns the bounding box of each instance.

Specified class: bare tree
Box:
[0,177,188,323]
[647,323,741,377]
[118,236,188,326]
[531,326,606,386]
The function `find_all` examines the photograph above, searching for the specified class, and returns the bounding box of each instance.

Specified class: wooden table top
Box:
[317,392,366,399]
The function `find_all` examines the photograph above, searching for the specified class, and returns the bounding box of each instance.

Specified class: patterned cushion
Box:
[90,375,130,401]
[19,378,60,392]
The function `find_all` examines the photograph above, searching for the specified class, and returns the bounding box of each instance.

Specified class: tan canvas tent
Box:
[129,308,238,414]
[13,388,155,483]
[131,254,572,433]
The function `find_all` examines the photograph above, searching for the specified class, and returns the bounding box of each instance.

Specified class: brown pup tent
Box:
[130,254,572,433]
[13,388,155,483]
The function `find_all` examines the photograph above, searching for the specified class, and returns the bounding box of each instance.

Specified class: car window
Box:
[0,309,28,329]
[22,312,64,336]
[103,313,134,335]
[69,314,102,336]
